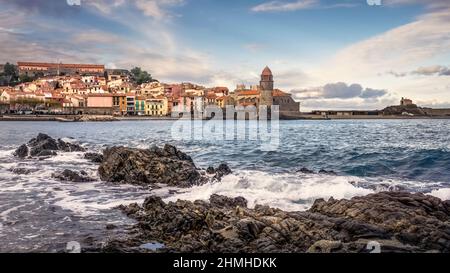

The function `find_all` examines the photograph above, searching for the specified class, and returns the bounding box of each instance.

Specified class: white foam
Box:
[0,204,27,222]
[429,188,450,201]
[52,182,150,216]
[0,149,15,158]
[44,152,86,163]
[163,170,374,211]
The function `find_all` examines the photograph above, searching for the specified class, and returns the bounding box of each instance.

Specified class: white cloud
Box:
[412,65,450,76]
[326,8,450,81]
[134,0,184,20]
[250,0,359,12]
[251,0,318,12]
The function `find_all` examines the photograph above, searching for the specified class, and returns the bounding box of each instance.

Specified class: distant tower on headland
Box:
[260,66,273,106]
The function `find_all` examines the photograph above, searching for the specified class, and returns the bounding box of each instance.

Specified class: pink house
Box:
[87,94,113,108]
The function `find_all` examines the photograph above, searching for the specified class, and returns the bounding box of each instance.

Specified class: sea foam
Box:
[163,170,374,211]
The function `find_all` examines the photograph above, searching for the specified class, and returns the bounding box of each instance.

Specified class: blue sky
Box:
[0,0,449,110]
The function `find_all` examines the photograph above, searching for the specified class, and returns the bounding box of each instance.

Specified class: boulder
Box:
[14,144,28,158]
[298,167,314,174]
[206,163,232,180]
[214,163,232,180]
[84,152,104,163]
[98,145,204,187]
[52,169,94,182]
[209,194,247,208]
[9,168,38,175]
[14,133,85,158]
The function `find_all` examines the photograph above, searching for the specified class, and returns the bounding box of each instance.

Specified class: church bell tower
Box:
[260,66,273,106]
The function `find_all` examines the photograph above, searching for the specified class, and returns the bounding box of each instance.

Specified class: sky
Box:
[0,0,449,110]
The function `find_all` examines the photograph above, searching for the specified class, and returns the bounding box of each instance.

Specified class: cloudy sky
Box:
[0,0,449,110]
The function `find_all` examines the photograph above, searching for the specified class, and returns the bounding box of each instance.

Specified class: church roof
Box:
[272,89,291,97]
[261,66,272,76]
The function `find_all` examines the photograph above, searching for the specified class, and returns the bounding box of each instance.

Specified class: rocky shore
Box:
[11,134,450,253]
[100,192,450,253]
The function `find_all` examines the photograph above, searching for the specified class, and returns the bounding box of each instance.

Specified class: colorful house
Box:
[135,96,146,115]
[145,96,168,116]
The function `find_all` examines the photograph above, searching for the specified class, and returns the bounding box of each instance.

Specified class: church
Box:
[232,66,300,114]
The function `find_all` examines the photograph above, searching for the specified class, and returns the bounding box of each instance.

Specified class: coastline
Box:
[1,114,450,122]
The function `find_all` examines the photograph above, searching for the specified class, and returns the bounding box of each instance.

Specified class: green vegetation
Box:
[0,62,40,86]
[130,67,153,85]
[0,62,18,86]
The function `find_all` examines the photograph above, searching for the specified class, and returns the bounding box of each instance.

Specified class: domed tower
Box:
[260,66,273,106]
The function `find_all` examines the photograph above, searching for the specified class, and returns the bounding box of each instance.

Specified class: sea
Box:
[0,119,449,252]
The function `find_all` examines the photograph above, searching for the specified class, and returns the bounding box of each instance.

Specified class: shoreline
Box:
[1,114,450,122]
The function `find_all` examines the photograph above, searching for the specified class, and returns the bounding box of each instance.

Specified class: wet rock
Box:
[14,144,28,158]
[57,139,86,152]
[10,167,38,175]
[52,169,94,182]
[106,224,117,230]
[206,166,215,174]
[84,152,104,163]
[318,169,337,175]
[214,163,232,180]
[206,164,232,180]
[298,167,314,174]
[309,191,450,252]
[98,145,205,187]
[113,192,450,253]
[209,194,247,208]
[14,133,85,158]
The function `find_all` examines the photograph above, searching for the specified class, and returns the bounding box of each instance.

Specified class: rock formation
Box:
[13,133,85,158]
[84,152,104,163]
[109,192,450,253]
[98,145,231,187]
[52,169,95,182]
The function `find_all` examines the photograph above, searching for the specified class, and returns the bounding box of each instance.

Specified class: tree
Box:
[19,74,34,83]
[0,62,18,86]
[4,62,17,77]
[130,67,153,85]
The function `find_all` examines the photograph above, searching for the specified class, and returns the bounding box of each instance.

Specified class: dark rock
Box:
[318,169,337,175]
[52,169,94,182]
[14,133,85,158]
[213,163,232,180]
[206,166,215,174]
[112,192,450,253]
[298,167,314,174]
[98,146,204,187]
[14,144,28,158]
[210,194,247,208]
[57,139,86,152]
[106,224,117,230]
[10,168,38,175]
[84,152,104,163]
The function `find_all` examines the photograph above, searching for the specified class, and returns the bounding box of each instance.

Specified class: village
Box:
[0,62,301,119]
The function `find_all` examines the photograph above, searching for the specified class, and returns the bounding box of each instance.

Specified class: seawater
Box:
[0,119,449,252]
